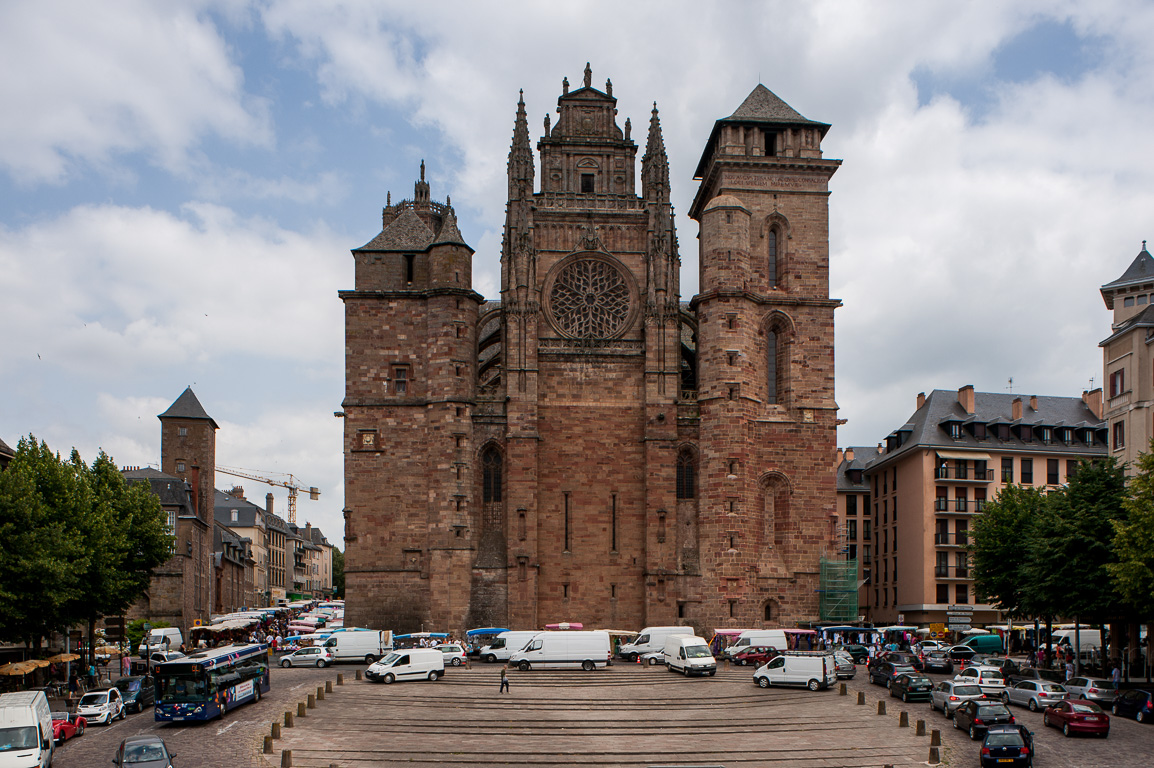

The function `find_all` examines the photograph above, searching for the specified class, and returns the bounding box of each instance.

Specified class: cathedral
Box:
[340,66,841,634]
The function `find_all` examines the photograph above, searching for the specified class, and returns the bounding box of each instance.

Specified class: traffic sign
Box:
[946,604,973,612]
[947,612,973,619]
[948,623,972,632]
[930,623,945,634]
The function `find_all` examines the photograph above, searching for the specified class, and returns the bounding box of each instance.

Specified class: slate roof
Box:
[866,389,1106,471]
[837,446,880,492]
[430,211,470,248]
[214,488,265,528]
[158,387,219,429]
[724,84,828,129]
[1101,247,1154,306]
[265,512,292,535]
[122,467,195,514]
[356,208,434,252]
[1100,302,1154,346]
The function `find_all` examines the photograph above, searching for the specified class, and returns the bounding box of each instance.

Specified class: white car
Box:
[640,651,665,666]
[1002,679,1068,711]
[436,644,467,667]
[929,680,987,716]
[279,646,333,668]
[76,688,125,725]
[953,666,1006,697]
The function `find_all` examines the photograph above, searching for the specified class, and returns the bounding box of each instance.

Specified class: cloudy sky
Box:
[3,0,1150,545]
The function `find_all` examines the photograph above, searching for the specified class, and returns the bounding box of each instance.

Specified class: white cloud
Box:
[0,0,270,183]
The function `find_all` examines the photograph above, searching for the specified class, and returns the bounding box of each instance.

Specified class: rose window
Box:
[548,258,632,338]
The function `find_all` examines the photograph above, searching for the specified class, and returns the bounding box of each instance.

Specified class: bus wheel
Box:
[582,660,595,671]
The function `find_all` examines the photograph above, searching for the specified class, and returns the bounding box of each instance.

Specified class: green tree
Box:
[0,436,89,646]
[1110,448,1154,617]
[331,548,345,599]
[970,484,1046,616]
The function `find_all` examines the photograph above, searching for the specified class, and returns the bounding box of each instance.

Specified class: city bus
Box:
[154,643,270,722]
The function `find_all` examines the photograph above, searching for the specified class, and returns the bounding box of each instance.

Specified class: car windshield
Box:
[123,743,168,764]
[983,670,1004,679]
[79,693,106,706]
[986,732,1024,747]
[0,726,38,752]
[116,679,142,692]
[1069,702,1102,713]
[907,677,930,685]
[379,652,402,666]
[955,685,983,695]
[686,647,712,658]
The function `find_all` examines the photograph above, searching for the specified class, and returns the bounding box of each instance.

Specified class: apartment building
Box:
[863,385,1106,627]
[836,446,879,622]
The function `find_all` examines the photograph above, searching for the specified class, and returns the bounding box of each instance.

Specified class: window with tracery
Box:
[482,447,502,504]
[676,448,696,499]
[549,258,632,338]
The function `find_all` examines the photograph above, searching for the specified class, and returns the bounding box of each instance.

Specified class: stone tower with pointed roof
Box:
[688,84,842,625]
[1100,242,1154,471]
[341,73,839,634]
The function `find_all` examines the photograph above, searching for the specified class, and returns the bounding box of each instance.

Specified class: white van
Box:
[618,626,694,661]
[480,631,540,663]
[1051,629,1102,650]
[663,636,717,677]
[510,631,612,671]
[137,627,183,656]
[0,690,54,768]
[365,648,444,683]
[323,629,392,664]
[726,629,788,658]
[753,652,837,691]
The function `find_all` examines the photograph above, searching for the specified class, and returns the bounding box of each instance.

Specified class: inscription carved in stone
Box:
[548,258,632,338]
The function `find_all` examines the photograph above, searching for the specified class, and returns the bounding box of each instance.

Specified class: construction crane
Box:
[216,465,319,525]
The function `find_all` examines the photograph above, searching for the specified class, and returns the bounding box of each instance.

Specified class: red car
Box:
[731,646,780,666]
[1042,699,1110,738]
[51,711,87,744]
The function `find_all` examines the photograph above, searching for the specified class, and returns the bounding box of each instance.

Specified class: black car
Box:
[916,650,954,674]
[867,660,916,688]
[836,644,869,664]
[113,735,176,767]
[953,699,1016,740]
[1111,688,1154,723]
[946,645,978,664]
[980,724,1034,767]
[113,675,155,714]
[878,650,918,666]
[889,672,933,702]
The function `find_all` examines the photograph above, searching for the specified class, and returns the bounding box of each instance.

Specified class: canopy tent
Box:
[544,622,583,630]
[963,627,990,635]
[599,629,639,637]
[466,627,508,637]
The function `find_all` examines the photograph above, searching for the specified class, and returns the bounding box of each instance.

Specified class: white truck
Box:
[365,648,444,683]
[510,630,612,671]
[663,635,717,676]
[137,627,183,657]
[322,630,392,663]
[0,690,54,768]
[618,626,694,662]
[753,651,837,691]
[726,629,788,658]
[479,631,540,663]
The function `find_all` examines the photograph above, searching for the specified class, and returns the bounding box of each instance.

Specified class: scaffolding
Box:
[819,557,860,623]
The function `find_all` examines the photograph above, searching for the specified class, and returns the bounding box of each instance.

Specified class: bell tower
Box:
[689,85,841,626]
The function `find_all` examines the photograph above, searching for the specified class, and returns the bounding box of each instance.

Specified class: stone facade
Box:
[342,69,841,634]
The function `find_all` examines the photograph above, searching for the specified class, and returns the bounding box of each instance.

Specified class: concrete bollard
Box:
[877,700,886,715]
[355,669,362,681]
[916,719,926,736]
[839,683,847,695]
[297,702,306,718]
[899,711,909,727]
[856,691,865,705]
[337,673,344,685]
[271,722,281,739]
[307,693,316,709]
[326,680,333,693]
[930,729,941,747]
[316,686,324,701]
[280,749,293,768]
[284,711,294,728]
[927,746,940,765]
[263,736,273,754]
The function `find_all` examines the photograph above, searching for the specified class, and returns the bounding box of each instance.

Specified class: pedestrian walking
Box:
[499,665,510,693]
[1065,659,1074,681]
[1111,663,1122,690]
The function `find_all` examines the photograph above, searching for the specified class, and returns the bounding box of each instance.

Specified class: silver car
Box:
[953,665,1006,697]
[833,651,855,679]
[1063,677,1118,704]
[930,680,987,716]
[1002,679,1067,711]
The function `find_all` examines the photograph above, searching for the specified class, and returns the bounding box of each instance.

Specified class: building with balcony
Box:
[862,385,1106,627]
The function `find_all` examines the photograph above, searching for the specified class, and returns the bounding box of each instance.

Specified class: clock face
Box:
[547,256,633,339]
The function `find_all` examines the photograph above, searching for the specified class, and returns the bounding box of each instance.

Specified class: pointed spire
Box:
[414,160,430,202]
[642,102,669,201]
[507,89,534,200]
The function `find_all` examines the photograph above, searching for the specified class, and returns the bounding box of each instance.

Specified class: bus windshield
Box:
[157,671,209,703]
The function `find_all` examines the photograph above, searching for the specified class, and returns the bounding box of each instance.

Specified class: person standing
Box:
[499,665,510,694]
[1111,663,1122,690]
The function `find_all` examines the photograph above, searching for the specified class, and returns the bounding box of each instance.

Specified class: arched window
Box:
[764,312,792,407]
[767,230,778,288]
[676,448,696,500]
[767,329,778,404]
[764,601,774,621]
[482,446,502,503]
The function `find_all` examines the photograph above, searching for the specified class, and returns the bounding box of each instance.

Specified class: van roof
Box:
[0,691,44,707]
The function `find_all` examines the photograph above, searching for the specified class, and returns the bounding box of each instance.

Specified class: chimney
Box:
[958,385,975,414]
[877,442,884,455]
[1083,388,1103,419]
[1012,397,1022,421]
[228,485,245,499]
[845,447,855,462]
[917,392,926,410]
[1029,395,1038,411]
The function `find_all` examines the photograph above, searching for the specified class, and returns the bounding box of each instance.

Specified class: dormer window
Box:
[948,422,962,439]
[1040,427,1052,444]
[973,422,987,439]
